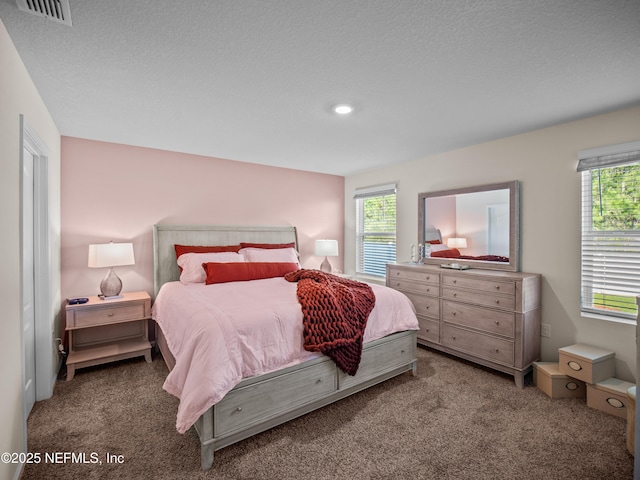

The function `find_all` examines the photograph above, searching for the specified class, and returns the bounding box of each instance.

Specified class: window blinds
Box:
[355,184,397,277]
[578,141,640,320]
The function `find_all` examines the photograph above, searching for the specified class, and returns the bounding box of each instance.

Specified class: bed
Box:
[152,224,419,469]
[424,228,509,262]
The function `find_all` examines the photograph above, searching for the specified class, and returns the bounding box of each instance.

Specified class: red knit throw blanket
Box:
[284,269,375,376]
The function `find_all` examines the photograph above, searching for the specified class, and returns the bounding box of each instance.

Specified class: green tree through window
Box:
[581,161,640,318]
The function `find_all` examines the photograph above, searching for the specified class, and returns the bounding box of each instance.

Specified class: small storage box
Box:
[558,343,615,384]
[586,377,634,419]
[533,362,586,399]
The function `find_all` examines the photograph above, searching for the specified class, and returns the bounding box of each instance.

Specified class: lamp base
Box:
[320,257,333,274]
[100,268,123,297]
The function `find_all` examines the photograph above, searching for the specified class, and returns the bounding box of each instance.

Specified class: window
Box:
[354,184,397,277]
[578,141,640,321]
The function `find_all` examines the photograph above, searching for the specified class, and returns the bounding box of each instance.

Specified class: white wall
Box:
[0,19,61,480]
[345,105,640,382]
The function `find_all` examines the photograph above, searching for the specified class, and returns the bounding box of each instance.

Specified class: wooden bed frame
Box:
[153,224,418,470]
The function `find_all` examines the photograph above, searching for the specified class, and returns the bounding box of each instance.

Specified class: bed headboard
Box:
[153,224,298,297]
[424,228,443,244]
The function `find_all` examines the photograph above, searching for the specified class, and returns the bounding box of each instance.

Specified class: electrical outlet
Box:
[541,324,551,338]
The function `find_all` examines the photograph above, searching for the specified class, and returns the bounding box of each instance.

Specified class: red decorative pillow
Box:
[203,262,299,284]
[239,242,296,249]
[426,240,442,245]
[174,244,242,259]
[430,248,461,258]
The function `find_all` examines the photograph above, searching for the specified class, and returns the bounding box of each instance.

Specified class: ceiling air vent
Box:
[16,0,72,26]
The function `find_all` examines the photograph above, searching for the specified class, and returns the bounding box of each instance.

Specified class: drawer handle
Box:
[401,349,406,354]
[425,328,429,332]
[568,361,582,371]
[426,288,430,293]
[607,397,624,409]
[452,312,456,316]
[425,276,430,280]
[452,335,456,340]
[107,313,114,317]
[396,282,401,287]
[452,279,457,284]
[494,348,499,352]
[495,300,500,304]
[317,378,324,383]
[425,305,430,310]
[495,320,500,325]
[495,285,500,290]
[236,407,242,412]
[396,272,401,276]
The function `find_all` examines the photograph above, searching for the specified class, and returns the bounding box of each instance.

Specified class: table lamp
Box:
[88,242,135,298]
[315,239,338,273]
[447,237,468,249]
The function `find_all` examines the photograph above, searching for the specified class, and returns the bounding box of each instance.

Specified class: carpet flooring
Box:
[23,347,633,479]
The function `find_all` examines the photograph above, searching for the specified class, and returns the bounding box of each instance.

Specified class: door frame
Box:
[20,115,54,407]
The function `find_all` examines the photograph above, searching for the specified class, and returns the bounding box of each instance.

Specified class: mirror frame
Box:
[418,180,520,272]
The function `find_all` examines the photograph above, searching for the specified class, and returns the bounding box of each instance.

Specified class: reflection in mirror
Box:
[418,181,520,272]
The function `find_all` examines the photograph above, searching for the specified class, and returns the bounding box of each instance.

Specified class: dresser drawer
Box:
[389,279,439,296]
[215,359,337,436]
[442,300,515,337]
[388,267,439,285]
[417,315,439,343]
[441,323,514,366]
[442,288,515,310]
[442,275,515,295]
[404,292,440,318]
[68,303,147,328]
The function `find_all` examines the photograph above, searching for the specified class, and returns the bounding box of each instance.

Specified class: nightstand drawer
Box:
[68,303,147,328]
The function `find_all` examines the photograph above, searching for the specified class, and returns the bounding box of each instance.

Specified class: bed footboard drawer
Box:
[214,360,336,436]
[338,332,416,390]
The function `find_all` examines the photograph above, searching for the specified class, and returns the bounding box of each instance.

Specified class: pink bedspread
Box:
[152,277,418,434]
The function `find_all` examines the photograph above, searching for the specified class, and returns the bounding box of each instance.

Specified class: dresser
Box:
[386,263,541,387]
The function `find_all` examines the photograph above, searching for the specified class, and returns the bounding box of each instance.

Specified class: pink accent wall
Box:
[61,137,344,299]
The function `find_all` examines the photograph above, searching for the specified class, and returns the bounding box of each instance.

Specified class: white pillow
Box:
[429,244,451,252]
[239,247,300,267]
[178,252,245,284]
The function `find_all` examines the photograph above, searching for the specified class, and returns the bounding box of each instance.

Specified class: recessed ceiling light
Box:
[333,104,354,115]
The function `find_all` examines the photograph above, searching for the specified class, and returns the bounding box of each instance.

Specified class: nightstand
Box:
[64,291,152,381]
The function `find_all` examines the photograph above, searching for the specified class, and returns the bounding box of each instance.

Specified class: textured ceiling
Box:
[1,0,639,176]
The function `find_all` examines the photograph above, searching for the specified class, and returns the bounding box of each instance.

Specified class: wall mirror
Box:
[418,181,520,272]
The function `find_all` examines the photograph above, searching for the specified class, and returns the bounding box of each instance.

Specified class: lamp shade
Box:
[88,242,135,268]
[315,239,339,257]
[447,237,467,249]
